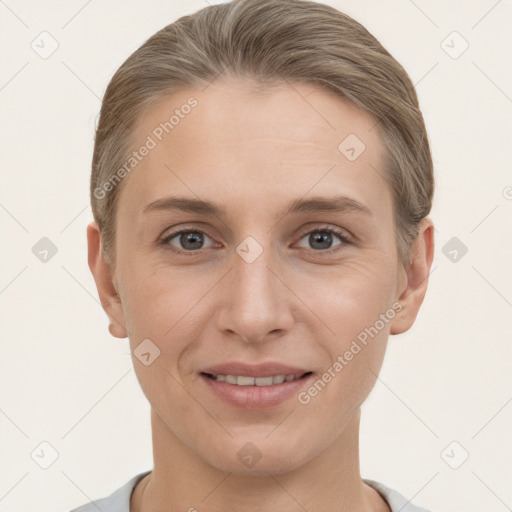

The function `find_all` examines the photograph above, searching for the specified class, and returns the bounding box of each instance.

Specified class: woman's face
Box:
[103,79,414,474]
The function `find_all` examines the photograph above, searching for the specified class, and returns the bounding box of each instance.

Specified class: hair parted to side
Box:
[91,0,434,270]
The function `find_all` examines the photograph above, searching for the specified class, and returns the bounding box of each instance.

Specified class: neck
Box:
[131,407,389,512]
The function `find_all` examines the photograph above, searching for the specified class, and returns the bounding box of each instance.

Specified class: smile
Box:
[200,370,314,409]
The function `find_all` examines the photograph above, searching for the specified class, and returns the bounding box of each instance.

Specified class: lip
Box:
[200,362,311,378]
[199,361,314,410]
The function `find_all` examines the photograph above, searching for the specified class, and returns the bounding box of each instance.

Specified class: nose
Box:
[216,240,294,344]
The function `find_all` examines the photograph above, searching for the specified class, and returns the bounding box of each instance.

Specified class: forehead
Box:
[118,79,391,223]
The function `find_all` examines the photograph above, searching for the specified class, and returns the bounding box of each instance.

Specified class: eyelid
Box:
[160,222,217,241]
[296,223,353,243]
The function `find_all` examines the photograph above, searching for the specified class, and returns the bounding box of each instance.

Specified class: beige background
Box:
[1,1,511,511]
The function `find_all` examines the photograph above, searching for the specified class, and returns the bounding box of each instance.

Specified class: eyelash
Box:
[160,224,353,256]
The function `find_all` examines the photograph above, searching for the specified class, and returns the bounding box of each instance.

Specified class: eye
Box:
[160,225,352,255]
[161,229,218,253]
[295,226,352,252]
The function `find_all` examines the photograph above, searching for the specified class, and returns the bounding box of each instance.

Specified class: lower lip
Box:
[200,373,313,410]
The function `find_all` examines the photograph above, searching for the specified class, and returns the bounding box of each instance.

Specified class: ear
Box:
[390,217,435,335]
[87,221,128,338]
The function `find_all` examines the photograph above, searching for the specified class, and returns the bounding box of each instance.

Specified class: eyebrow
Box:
[142,194,373,220]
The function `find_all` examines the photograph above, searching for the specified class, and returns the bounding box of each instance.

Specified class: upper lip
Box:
[200,362,311,378]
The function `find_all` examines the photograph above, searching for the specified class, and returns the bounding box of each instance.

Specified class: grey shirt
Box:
[68,470,432,512]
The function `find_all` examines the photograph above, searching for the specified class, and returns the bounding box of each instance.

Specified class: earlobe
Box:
[87,221,128,339]
[389,218,435,335]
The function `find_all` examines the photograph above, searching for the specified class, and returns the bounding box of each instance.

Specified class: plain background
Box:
[1,1,511,511]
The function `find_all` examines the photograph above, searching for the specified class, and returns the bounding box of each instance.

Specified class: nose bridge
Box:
[217,233,292,342]
[233,234,280,315]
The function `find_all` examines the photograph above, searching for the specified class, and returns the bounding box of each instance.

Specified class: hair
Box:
[90,0,434,270]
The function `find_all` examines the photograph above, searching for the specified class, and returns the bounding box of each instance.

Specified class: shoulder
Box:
[363,478,433,512]
[67,470,151,512]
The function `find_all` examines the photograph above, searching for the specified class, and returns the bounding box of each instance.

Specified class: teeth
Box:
[211,374,300,386]
[237,375,255,386]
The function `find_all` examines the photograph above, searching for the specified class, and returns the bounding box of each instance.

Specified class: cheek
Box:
[298,316,390,430]
[305,257,397,339]
[122,262,204,331]
[123,268,215,386]
[300,258,395,396]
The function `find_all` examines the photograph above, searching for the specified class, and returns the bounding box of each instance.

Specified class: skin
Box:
[88,78,434,512]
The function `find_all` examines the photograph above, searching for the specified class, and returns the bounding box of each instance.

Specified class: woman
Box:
[75,0,435,510]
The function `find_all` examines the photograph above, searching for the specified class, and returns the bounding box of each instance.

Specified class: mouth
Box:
[199,364,315,409]
[201,371,313,386]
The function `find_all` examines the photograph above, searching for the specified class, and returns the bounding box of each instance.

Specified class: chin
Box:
[209,453,306,477]
[199,432,313,476]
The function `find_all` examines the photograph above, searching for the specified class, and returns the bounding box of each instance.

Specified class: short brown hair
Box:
[91,0,434,269]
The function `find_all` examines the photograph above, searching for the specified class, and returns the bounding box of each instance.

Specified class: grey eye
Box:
[165,230,215,251]
[296,229,345,251]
